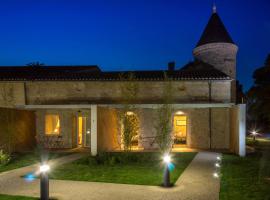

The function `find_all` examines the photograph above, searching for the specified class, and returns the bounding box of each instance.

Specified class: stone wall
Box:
[188,108,210,149]
[24,80,232,105]
[0,108,36,152]
[97,107,120,151]
[0,82,25,107]
[138,109,158,150]
[193,43,238,79]
[211,108,230,149]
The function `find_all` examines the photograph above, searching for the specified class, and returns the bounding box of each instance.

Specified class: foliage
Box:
[247,54,270,132]
[86,152,161,166]
[154,73,173,153]
[121,113,139,150]
[26,61,45,67]
[0,150,11,166]
[118,72,140,151]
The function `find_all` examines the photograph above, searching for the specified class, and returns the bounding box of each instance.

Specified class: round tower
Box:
[193,6,238,79]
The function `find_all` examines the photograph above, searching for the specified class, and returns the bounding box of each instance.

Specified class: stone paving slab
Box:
[0,152,221,200]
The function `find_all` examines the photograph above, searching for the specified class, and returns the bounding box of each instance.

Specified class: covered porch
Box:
[21,103,246,156]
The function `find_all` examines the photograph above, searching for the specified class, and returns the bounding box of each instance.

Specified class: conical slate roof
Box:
[196,12,234,47]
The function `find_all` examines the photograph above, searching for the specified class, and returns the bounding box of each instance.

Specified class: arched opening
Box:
[173,114,187,146]
[121,111,139,150]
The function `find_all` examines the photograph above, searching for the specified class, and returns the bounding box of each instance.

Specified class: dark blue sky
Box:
[0,0,269,90]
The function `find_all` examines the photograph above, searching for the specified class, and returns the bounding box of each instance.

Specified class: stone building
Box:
[0,8,246,156]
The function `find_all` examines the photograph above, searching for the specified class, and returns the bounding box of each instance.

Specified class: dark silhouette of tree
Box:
[247,54,270,133]
[236,80,246,104]
[26,62,45,67]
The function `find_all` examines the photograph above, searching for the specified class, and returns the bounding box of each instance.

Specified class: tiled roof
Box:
[0,62,230,81]
[196,13,234,47]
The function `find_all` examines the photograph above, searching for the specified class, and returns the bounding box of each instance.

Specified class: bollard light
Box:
[40,164,50,173]
[40,163,50,200]
[163,155,171,164]
[163,154,171,187]
[251,130,258,141]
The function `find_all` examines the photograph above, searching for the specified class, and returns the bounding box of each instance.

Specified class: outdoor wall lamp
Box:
[40,163,50,200]
[163,154,171,187]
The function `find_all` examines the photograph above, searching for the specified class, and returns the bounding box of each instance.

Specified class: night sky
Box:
[0,0,269,90]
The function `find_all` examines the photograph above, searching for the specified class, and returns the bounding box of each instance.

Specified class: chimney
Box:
[168,61,175,71]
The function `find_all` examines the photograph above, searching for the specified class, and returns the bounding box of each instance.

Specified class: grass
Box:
[0,151,69,173]
[0,194,37,200]
[50,152,196,186]
[220,138,270,200]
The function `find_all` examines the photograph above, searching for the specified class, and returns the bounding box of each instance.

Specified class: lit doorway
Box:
[173,115,187,145]
[77,116,91,147]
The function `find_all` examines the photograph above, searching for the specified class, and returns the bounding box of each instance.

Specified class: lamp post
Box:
[163,154,171,187]
[40,164,50,200]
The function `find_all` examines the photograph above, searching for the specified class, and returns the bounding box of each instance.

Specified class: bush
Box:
[87,152,161,166]
[0,150,11,166]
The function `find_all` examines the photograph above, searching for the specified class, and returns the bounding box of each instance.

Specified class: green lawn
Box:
[0,194,37,200]
[50,152,196,186]
[220,138,270,200]
[0,151,69,173]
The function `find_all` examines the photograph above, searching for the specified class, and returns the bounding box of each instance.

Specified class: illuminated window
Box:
[45,114,60,135]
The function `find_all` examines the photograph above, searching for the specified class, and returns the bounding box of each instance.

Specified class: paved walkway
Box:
[0,152,221,200]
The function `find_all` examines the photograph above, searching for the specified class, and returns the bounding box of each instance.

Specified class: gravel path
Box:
[0,152,220,200]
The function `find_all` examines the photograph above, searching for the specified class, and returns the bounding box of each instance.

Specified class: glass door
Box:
[77,116,91,147]
[173,115,187,145]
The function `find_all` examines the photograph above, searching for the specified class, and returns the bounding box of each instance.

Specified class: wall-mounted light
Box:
[126,111,134,116]
[175,111,185,115]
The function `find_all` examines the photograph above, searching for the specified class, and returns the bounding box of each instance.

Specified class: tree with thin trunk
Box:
[154,73,174,154]
[118,72,139,151]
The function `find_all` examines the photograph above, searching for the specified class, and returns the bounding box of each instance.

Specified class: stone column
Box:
[91,105,98,156]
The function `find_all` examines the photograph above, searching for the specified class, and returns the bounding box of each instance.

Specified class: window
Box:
[45,114,60,135]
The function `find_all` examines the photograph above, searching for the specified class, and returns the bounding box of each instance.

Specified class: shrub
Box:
[0,150,11,166]
[88,156,98,165]
[87,152,161,166]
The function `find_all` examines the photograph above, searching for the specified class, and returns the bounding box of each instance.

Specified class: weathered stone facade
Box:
[0,9,246,156]
[193,43,238,79]
[22,80,232,105]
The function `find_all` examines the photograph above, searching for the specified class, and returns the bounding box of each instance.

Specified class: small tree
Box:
[118,73,139,151]
[154,73,173,153]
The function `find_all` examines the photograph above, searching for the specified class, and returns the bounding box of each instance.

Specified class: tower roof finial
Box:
[212,2,217,13]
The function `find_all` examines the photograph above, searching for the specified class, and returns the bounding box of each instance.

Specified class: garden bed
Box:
[50,152,196,186]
